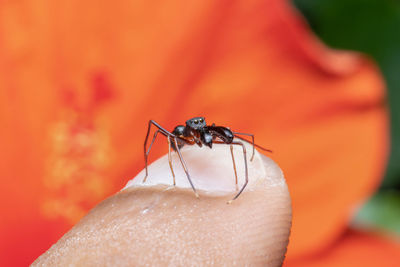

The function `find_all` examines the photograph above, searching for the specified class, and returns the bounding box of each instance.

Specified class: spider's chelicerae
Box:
[143,117,271,202]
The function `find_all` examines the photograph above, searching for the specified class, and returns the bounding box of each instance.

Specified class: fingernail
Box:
[123,141,285,197]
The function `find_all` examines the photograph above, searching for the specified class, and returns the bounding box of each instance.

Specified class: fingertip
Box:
[34,146,292,266]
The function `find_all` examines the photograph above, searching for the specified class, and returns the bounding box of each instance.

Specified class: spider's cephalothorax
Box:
[142,117,271,203]
[171,117,234,150]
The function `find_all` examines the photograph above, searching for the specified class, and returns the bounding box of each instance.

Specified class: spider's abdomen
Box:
[208,126,234,143]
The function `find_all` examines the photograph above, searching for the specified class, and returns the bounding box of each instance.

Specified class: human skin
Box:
[32,143,292,266]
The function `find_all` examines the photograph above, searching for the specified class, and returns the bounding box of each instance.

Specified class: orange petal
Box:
[284,230,400,267]
[0,0,389,265]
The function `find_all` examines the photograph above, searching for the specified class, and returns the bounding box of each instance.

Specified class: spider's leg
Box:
[233,132,255,161]
[144,120,175,182]
[228,141,248,203]
[212,140,248,202]
[230,144,239,191]
[167,137,176,186]
[143,130,165,182]
[233,133,272,160]
[173,137,199,198]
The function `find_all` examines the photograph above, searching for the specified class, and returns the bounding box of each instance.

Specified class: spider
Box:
[143,117,271,202]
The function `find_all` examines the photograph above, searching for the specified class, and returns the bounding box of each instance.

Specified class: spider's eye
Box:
[194,120,199,124]
[199,119,203,123]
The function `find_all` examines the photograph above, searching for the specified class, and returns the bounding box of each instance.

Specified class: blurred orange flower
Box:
[0,0,398,266]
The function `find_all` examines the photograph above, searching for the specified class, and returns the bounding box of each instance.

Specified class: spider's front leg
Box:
[143,120,174,182]
[143,129,161,182]
[167,136,176,186]
[143,120,199,198]
[172,137,199,198]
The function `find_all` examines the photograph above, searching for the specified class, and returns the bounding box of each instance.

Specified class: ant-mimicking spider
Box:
[143,117,271,202]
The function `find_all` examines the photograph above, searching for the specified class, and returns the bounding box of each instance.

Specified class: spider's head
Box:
[186,117,206,130]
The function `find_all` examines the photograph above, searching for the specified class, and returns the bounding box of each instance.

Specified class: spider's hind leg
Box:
[233,132,255,161]
[228,141,248,203]
[213,140,248,202]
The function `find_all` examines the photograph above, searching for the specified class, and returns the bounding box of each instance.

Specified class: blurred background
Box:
[0,0,399,266]
[294,0,400,237]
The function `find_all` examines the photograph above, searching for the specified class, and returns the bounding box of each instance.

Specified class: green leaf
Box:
[353,191,400,235]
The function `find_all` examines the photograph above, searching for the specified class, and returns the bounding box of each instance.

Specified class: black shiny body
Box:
[172,117,234,150]
[142,117,271,202]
